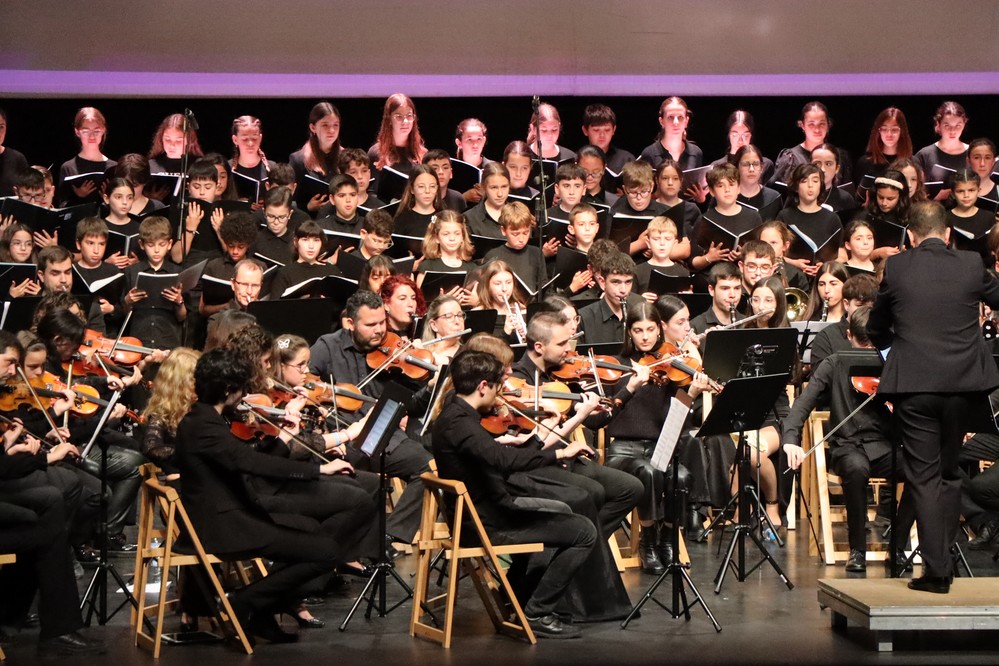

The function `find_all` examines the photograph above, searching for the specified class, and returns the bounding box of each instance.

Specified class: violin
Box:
[551,352,634,383]
[300,374,376,413]
[365,331,439,382]
[232,394,325,440]
[0,374,141,422]
[79,329,155,367]
[479,400,549,435]
[639,341,724,392]
[502,377,619,417]
[63,352,153,391]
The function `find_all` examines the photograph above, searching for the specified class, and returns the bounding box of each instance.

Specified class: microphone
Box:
[532,95,540,112]
[184,108,200,132]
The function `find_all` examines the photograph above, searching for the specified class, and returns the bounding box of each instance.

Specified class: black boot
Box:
[639,524,664,575]
[656,521,675,567]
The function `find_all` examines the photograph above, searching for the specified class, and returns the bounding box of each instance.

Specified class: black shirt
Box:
[394,209,437,238]
[913,144,969,184]
[737,187,783,222]
[482,244,547,295]
[809,319,849,367]
[638,140,704,172]
[121,259,184,348]
[252,226,295,267]
[578,294,643,345]
[268,261,338,300]
[781,352,892,460]
[463,201,504,239]
[634,261,689,294]
[58,155,116,206]
[431,394,557,524]
[775,206,843,262]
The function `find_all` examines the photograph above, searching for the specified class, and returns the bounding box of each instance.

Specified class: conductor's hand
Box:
[783,443,805,470]
[319,459,355,476]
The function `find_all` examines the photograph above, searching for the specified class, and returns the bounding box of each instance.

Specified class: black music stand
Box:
[701,327,798,382]
[791,320,836,365]
[621,391,722,633]
[696,374,795,593]
[340,383,415,631]
[78,391,147,627]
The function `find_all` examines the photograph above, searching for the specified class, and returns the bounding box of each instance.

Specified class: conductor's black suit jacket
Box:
[867,237,999,395]
[176,402,321,554]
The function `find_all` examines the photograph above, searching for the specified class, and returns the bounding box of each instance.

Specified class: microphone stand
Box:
[532,96,549,302]
[177,108,198,266]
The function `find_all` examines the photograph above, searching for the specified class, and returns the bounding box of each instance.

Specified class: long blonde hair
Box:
[143,348,201,433]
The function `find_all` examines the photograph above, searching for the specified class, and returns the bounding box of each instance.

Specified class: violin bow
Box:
[587,348,606,399]
[782,391,881,474]
[110,310,134,358]
[63,360,73,430]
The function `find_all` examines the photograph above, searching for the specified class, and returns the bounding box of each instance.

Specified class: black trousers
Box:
[605,439,690,523]
[79,443,144,536]
[828,443,915,552]
[892,392,980,578]
[487,510,596,618]
[961,432,999,529]
[0,484,83,639]
[346,432,432,542]
[220,527,343,615]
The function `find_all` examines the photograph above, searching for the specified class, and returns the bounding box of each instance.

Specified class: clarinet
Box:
[820,298,829,322]
[729,304,738,327]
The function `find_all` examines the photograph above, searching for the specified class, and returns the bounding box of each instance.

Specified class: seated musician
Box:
[605,300,713,574]
[809,272,878,367]
[176,348,356,644]
[509,311,643,541]
[431,349,597,639]
[308,290,434,551]
[689,262,743,334]
[1,342,106,655]
[783,306,915,572]
[577,251,643,345]
[24,314,146,554]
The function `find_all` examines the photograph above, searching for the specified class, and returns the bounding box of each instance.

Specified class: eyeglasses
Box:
[233,280,262,292]
[434,312,466,322]
[729,132,752,141]
[9,240,33,249]
[78,129,104,138]
[879,126,902,135]
[583,169,604,179]
[738,161,761,169]
[625,187,653,197]
[392,113,415,123]
[265,213,290,222]
[742,262,773,273]
[18,191,46,202]
[368,237,394,248]
[282,361,310,373]
[571,315,582,325]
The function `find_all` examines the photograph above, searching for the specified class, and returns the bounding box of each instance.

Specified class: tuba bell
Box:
[785,288,809,322]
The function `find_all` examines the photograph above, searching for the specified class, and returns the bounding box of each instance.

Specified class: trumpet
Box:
[502,293,527,344]
[785,288,809,322]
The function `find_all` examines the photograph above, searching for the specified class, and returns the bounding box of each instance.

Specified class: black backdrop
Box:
[4,94,998,179]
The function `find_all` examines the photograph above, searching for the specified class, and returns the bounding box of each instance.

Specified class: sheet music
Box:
[650,390,693,472]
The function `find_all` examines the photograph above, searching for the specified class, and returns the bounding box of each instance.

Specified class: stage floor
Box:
[4,526,999,665]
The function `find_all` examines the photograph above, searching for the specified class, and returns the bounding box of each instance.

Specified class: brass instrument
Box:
[785,288,809,322]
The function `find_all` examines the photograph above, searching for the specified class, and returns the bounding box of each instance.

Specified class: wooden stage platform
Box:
[817,578,999,652]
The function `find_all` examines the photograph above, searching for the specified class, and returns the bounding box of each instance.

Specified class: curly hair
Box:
[219,322,274,393]
[379,273,426,317]
[143,348,200,433]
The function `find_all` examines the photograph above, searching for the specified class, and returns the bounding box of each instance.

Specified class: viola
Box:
[551,352,634,383]
[232,394,325,440]
[365,331,438,382]
[300,374,376,413]
[851,375,893,413]
[79,329,155,367]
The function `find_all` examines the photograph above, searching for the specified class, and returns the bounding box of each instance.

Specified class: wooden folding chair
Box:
[410,473,541,649]
[132,469,254,658]
[0,553,13,661]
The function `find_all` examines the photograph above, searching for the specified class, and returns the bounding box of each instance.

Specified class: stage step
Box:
[817,578,999,652]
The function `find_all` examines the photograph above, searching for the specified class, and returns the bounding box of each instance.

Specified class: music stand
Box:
[701,328,798,382]
[696,374,795,593]
[340,383,415,631]
[621,390,722,632]
[791,320,836,365]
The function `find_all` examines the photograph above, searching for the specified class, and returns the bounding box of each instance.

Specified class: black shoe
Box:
[385,535,404,561]
[179,615,198,633]
[968,520,999,550]
[656,525,676,566]
[74,545,100,566]
[245,611,298,643]
[106,532,137,553]
[38,631,107,655]
[638,526,664,575]
[685,507,705,533]
[907,575,950,594]
[845,549,866,573]
[340,562,375,578]
[526,613,581,639]
[290,610,324,629]
[889,548,913,573]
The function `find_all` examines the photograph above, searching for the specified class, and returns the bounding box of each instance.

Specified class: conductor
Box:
[867,201,999,593]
